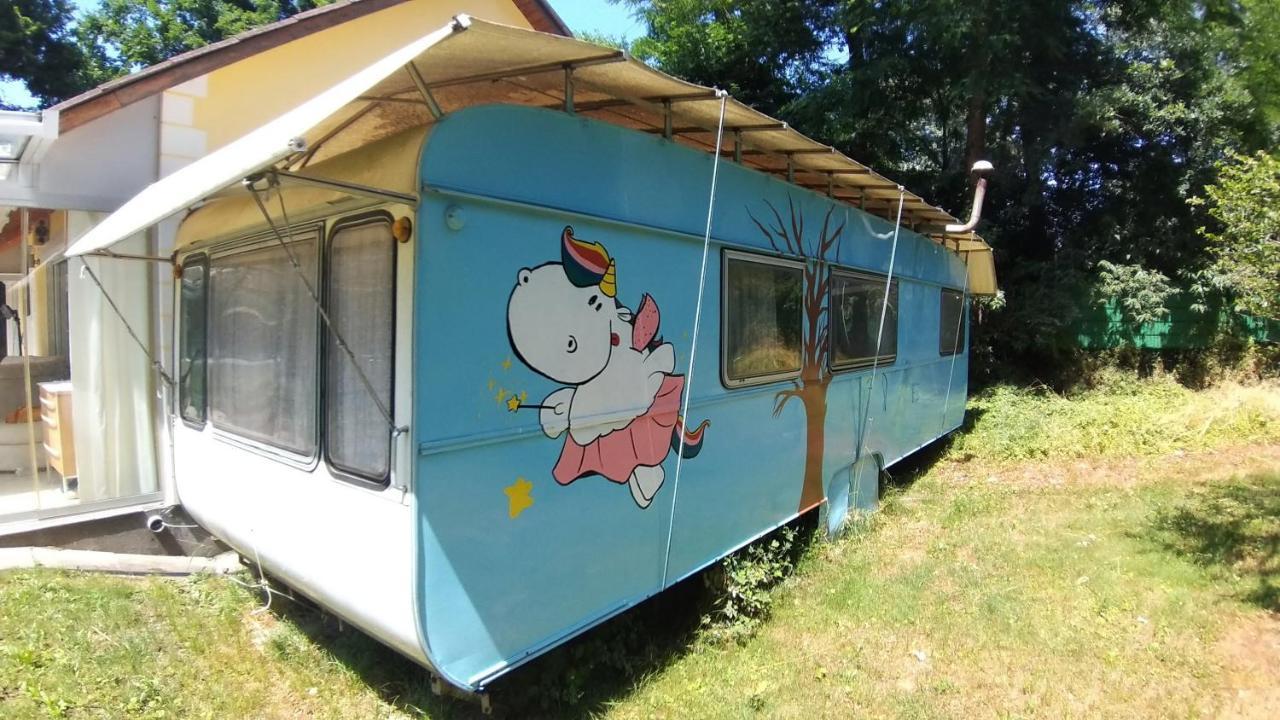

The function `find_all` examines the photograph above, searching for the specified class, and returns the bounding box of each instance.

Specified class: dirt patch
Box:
[939,443,1280,491]
[1214,613,1280,719]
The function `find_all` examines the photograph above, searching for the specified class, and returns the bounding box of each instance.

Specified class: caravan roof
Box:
[67,16,996,294]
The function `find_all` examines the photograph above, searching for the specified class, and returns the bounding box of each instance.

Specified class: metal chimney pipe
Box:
[945,160,995,234]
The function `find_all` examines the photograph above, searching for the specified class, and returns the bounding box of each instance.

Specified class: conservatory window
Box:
[940,288,965,356]
[178,255,208,425]
[830,271,898,369]
[208,233,319,456]
[324,218,395,482]
[722,252,804,386]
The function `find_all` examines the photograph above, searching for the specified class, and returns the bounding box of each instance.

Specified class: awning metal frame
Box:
[270,169,416,205]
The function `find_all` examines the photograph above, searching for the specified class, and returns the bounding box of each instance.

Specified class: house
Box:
[0,0,569,528]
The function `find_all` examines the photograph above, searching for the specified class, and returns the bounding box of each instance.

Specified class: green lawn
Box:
[2,379,1278,719]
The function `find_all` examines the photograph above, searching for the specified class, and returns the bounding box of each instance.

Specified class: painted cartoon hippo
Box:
[507,226,708,508]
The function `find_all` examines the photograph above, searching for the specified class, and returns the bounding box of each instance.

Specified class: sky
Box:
[1,0,644,110]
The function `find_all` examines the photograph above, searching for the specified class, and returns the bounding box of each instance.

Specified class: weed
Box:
[947,376,1280,464]
[699,524,810,644]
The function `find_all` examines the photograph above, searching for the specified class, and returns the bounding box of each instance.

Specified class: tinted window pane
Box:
[208,236,319,455]
[724,257,803,383]
[179,258,207,424]
[830,273,898,368]
[940,288,965,355]
[325,221,394,481]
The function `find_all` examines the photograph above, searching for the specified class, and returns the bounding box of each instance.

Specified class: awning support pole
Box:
[854,187,906,474]
[733,130,742,163]
[939,255,972,436]
[786,154,795,183]
[563,66,575,114]
[663,99,673,139]
[405,61,443,120]
[87,251,174,264]
[664,89,730,587]
[272,170,416,204]
[247,174,405,437]
[423,50,625,91]
[78,258,176,388]
[827,173,835,198]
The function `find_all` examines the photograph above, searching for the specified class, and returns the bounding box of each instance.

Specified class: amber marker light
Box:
[393,216,413,243]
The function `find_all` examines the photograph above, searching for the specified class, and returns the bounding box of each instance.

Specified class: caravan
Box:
[69,17,996,693]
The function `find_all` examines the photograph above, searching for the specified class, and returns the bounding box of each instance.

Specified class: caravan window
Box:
[324,217,395,482]
[178,256,208,425]
[208,233,320,456]
[722,253,804,386]
[830,271,898,369]
[940,288,965,356]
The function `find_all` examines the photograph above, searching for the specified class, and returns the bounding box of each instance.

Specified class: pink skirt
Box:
[553,374,683,485]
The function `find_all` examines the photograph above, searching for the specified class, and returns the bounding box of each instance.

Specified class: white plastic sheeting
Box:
[66,211,157,504]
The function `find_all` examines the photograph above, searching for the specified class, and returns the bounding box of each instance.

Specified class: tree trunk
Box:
[964,88,988,172]
[964,5,992,173]
[797,389,827,511]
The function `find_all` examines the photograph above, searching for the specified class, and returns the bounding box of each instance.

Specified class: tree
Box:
[748,197,845,511]
[0,0,333,106]
[1094,260,1176,339]
[0,0,93,107]
[1193,152,1280,319]
[77,1,333,79]
[621,0,1280,383]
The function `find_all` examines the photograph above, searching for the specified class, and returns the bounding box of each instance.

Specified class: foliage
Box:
[1094,260,1176,334]
[0,0,333,106]
[700,524,803,643]
[1193,151,1280,319]
[946,374,1280,464]
[621,0,1280,380]
[0,0,92,107]
[77,0,332,82]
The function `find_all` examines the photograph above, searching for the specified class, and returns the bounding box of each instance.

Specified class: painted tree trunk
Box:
[797,387,827,511]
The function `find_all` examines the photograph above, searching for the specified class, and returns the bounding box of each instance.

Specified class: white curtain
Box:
[66,211,158,502]
[325,221,394,478]
[207,236,319,456]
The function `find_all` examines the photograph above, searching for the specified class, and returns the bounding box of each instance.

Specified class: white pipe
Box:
[0,547,241,575]
[944,160,994,234]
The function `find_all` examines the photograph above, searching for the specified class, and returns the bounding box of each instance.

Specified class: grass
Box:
[1,377,1278,718]
[948,375,1280,463]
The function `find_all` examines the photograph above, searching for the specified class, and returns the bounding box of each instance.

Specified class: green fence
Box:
[1076,298,1279,350]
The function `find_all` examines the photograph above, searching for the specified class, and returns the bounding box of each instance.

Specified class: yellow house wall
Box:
[152,0,534,362]
[194,0,533,151]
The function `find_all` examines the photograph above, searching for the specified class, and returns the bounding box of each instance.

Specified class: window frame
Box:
[320,211,397,488]
[939,287,966,357]
[177,253,209,428]
[204,225,324,466]
[720,248,807,389]
[827,267,900,372]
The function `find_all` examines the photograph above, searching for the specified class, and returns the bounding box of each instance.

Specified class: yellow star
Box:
[487,378,495,391]
[501,357,512,371]
[504,477,533,518]
[495,388,507,404]
[506,394,521,412]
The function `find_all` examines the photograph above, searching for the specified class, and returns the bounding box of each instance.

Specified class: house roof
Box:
[51,0,571,133]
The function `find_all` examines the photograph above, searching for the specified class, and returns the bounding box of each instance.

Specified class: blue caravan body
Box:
[72,17,992,698]
[412,105,969,688]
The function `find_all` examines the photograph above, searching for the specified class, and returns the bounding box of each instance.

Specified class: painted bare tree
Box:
[748,196,845,511]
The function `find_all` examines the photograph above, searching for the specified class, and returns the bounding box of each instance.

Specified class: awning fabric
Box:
[65,15,996,293]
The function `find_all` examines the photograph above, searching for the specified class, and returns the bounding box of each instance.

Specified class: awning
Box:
[65,15,996,293]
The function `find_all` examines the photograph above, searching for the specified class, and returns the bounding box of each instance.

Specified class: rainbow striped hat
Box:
[560,226,616,297]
